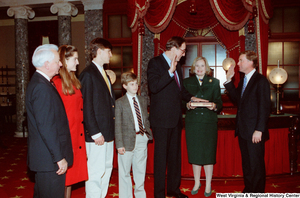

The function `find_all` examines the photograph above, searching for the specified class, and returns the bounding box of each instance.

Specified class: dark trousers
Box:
[153,124,182,198]
[33,171,66,198]
[238,136,266,193]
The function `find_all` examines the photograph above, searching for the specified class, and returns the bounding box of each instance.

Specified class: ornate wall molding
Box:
[50,2,78,16]
[7,6,35,19]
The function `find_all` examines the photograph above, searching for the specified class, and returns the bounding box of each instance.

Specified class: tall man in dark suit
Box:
[224,51,271,193]
[79,38,115,198]
[147,36,203,198]
[26,44,73,198]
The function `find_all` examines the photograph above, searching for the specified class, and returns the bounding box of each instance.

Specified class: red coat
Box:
[53,76,88,186]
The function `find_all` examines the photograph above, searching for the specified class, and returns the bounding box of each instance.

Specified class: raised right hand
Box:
[169,55,177,73]
[226,64,235,82]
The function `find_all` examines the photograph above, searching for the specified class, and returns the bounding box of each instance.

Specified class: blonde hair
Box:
[190,56,211,75]
[58,45,81,95]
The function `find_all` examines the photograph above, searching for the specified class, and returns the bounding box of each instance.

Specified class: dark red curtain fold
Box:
[212,23,243,86]
[259,0,274,23]
[128,0,273,81]
[144,0,177,33]
[172,0,218,29]
[113,128,290,177]
[209,0,250,30]
[212,0,249,22]
[242,0,255,12]
[156,20,187,55]
[127,0,177,33]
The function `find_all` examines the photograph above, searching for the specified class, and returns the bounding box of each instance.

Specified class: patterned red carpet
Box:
[0,133,300,198]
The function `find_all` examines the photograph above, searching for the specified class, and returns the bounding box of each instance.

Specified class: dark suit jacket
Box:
[79,62,115,142]
[183,75,222,124]
[26,72,73,172]
[147,54,193,128]
[115,95,153,151]
[224,71,271,140]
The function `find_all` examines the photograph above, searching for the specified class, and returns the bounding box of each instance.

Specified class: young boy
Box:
[115,72,153,198]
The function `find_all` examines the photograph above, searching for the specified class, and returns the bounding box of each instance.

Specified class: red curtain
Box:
[172,0,218,29]
[209,0,250,31]
[155,20,187,56]
[127,0,177,33]
[212,23,244,86]
[113,128,290,177]
[128,0,272,79]
[255,0,273,76]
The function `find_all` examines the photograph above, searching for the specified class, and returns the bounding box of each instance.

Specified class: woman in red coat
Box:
[53,45,88,198]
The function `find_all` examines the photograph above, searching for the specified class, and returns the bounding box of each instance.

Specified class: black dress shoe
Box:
[166,192,188,198]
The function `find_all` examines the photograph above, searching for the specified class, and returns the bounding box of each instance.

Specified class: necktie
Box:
[101,67,111,94]
[241,76,247,96]
[174,72,181,89]
[133,97,144,133]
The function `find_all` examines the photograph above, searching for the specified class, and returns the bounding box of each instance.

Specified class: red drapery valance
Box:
[209,0,250,30]
[128,0,273,83]
[173,0,218,30]
[128,0,177,33]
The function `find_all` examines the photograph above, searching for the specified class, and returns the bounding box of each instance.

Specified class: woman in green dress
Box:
[183,56,222,197]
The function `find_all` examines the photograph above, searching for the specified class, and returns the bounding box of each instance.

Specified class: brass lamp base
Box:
[272,110,284,115]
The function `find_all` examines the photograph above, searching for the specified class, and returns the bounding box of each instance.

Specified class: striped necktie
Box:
[241,76,247,96]
[133,97,144,133]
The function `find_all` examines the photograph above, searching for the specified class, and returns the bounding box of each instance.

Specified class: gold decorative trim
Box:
[245,0,253,5]
[136,0,150,11]
[154,33,160,40]
[210,24,227,50]
[256,0,263,74]
[138,34,142,84]
[260,0,270,19]
[177,0,187,5]
[130,11,138,28]
[239,28,245,36]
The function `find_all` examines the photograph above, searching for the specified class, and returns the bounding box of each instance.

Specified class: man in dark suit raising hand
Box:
[147,36,204,198]
[224,51,271,193]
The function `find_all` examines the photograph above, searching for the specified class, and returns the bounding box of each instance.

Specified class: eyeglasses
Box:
[178,48,187,53]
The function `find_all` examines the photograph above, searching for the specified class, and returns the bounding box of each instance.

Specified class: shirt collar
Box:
[92,60,103,71]
[36,70,50,81]
[126,92,137,101]
[162,52,171,66]
[245,68,256,81]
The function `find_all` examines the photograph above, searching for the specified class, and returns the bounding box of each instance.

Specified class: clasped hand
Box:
[188,97,215,110]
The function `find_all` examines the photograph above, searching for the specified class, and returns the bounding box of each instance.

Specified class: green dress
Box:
[183,75,222,165]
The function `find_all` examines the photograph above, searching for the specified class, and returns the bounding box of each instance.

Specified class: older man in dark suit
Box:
[26,44,73,198]
[147,36,203,198]
[79,38,115,198]
[224,51,271,193]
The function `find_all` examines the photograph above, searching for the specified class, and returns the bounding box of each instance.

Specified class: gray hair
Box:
[32,44,58,67]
